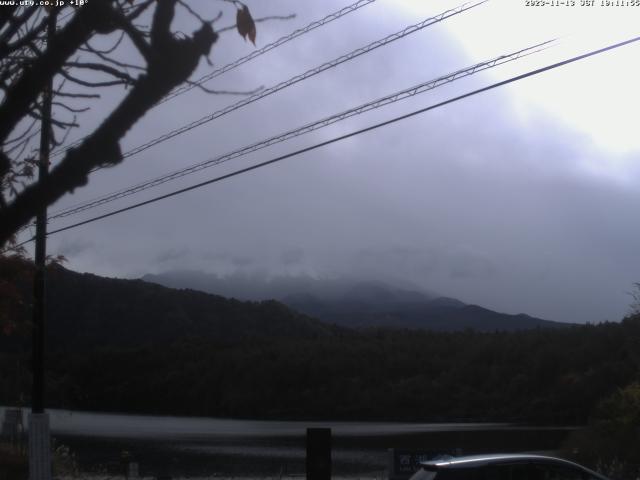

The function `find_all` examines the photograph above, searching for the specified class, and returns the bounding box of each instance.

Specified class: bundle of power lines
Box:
[11,0,640,249]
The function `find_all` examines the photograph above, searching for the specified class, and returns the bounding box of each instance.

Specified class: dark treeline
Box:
[1,256,639,425]
[2,318,639,424]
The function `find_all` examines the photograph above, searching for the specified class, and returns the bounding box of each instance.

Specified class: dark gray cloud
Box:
[56,238,94,258]
[281,248,304,265]
[155,248,190,265]
[35,1,640,325]
[232,256,255,267]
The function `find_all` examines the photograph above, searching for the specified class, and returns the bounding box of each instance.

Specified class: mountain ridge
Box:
[143,270,569,331]
[0,260,341,353]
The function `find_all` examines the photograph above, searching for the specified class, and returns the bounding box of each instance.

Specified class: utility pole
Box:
[29,10,55,480]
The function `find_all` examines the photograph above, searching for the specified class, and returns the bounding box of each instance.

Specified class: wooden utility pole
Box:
[29,10,55,480]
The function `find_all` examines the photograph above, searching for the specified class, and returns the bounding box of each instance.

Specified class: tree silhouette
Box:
[0,0,257,248]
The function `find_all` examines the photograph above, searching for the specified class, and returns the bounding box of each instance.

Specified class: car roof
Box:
[420,454,603,476]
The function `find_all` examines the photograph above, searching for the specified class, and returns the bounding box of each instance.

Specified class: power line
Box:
[39,33,640,239]
[118,0,487,160]
[48,38,554,221]
[49,0,378,158]
[162,0,378,103]
[48,0,487,218]
[50,0,487,167]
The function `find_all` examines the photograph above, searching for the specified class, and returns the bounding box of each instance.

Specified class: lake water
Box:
[0,407,578,477]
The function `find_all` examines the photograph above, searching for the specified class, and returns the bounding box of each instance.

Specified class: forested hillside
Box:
[145,270,567,331]
[0,259,338,354]
[1,257,639,425]
[32,318,638,423]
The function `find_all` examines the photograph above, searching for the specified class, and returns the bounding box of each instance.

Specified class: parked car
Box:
[408,454,610,480]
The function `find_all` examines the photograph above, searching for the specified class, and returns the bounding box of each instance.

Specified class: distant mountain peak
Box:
[143,270,565,332]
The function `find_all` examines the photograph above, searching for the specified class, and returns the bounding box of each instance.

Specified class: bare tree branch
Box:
[65,61,138,84]
[0,1,219,246]
[81,40,145,71]
[0,12,47,59]
[126,0,155,22]
[51,102,90,114]
[2,118,38,146]
[218,13,295,34]
[54,91,101,99]
[114,13,153,63]
[60,68,131,88]
[0,1,283,248]
[0,6,38,55]
[186,80,264,96]
[0,1,123,143]
[82,31,126,55]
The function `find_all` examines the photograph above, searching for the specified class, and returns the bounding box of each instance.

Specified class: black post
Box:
[31,12,54,415]
[28,11,55,480]
[306,427,331,480]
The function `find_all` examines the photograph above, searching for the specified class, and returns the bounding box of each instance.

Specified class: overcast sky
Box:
[22,0,640,324]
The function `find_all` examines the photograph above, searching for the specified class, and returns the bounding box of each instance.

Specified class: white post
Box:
[28,413,52,480]
[128,462,140,478]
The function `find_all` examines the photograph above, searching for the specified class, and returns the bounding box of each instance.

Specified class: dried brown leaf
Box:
[236,5,256,46]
